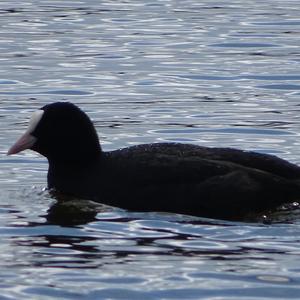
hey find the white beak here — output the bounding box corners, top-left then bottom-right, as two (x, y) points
(7, 133), (37, 155)
(7, 109), (44, 155)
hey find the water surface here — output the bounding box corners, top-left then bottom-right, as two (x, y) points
(1, 1), (300, 299)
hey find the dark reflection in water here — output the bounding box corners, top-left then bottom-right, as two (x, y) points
(1, 188), (300, 298)
(3, 193), (299, 300)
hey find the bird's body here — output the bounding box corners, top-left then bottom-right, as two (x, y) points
(8, 102), (300, 221)
(48, 142), (300, 220)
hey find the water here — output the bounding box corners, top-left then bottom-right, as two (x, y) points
(1, 0), (300, 299)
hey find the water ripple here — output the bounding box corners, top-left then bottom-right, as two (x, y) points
(1, 1), (300, 299)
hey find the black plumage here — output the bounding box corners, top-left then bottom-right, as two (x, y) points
(8, 102), (300, 220)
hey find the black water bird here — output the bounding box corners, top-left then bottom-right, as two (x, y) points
(8, 102), (300, 221)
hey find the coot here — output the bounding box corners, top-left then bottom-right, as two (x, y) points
(8, 102), (300, 220)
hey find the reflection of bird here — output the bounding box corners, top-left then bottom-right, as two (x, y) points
(8, 102), (300, 221)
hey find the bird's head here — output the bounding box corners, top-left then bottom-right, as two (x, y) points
(8, 102), (101, 163)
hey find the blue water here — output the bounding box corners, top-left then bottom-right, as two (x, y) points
(1, 1), (300, 299)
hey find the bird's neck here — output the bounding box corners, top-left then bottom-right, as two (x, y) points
(47, 154), (104, 196)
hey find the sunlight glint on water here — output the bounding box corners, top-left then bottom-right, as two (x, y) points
(0, 1), (300, 299)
